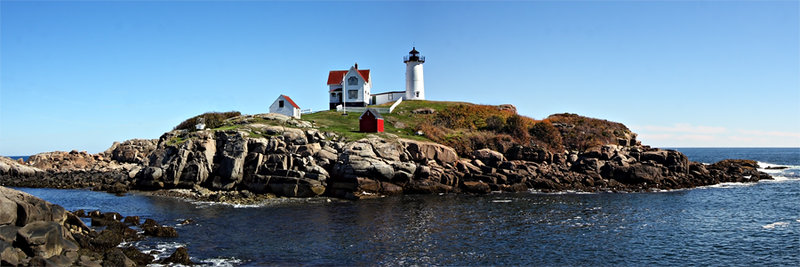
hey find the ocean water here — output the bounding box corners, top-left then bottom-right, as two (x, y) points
(6, 156), (29, 162)
(13, 148), (800, 266)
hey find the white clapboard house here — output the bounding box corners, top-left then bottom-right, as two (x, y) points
(269, 94), (301, 119)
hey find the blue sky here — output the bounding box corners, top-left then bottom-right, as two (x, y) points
(1, 1), (798, 155)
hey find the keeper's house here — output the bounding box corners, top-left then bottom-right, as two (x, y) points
(327, 64), (371, 110)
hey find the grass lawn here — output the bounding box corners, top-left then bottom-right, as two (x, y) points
(301, 100), (468, 141)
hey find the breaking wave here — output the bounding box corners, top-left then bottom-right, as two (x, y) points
(762, 221), (790, 229)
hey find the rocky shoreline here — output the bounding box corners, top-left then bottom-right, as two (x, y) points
(0, 113), (772, 203)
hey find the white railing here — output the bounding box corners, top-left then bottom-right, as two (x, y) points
(300, 108), (313, 114)
(337, 106), (389, 114)
(388, 97), (403, 113)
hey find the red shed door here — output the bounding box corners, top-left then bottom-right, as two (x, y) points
(360, 112), (377, 132)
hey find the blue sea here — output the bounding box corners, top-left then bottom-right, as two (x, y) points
(13, 148), (800, 266)
(7, 156), (29, 162)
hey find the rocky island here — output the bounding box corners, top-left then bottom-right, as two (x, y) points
(0, 100), (772, 202)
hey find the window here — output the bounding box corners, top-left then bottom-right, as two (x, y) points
(279, 100), (284, 108)
(415, 92), (420, 97)
(348, 90), (358, 99)
(348, 76), (358, 85)
(389, 94), (393, 100)
(331, 93), (336, 97)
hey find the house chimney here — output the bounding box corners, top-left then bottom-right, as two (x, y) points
(354, 63), (358, 69)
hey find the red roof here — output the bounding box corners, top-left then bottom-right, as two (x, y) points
(280, 95), (300, 109)
(327, 69), (370, 85)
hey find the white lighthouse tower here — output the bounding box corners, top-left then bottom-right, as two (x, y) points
(404, 47), (425, 100)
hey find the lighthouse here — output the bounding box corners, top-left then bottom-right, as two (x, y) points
(404, 47), (425, 100)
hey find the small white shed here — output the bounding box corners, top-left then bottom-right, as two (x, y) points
(269, 94), (301, 119)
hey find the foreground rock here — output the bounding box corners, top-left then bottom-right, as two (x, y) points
(0, 186), (187, 266)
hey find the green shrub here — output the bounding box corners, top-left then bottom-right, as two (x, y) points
(483, 115), (505, 132)
(174, 111), (241, 131)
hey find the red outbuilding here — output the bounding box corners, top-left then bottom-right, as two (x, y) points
(359, 108), (384, 133)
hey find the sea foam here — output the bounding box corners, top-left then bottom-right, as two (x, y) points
(757, 161), (800, 173)
(197, 257), (243, 267)
(762, 221), (790, 229)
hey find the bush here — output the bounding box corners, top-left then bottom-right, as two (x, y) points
(174, 111), (241, 131)
(415, 122), (447, 143)
(546, 113), (632, 152)
(529, 120), (564, 152)
(503, 114), (532, 143)
(484, 115), (505, 132)
(435, 104), (515, 130)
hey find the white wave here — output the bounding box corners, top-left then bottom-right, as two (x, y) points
(697, 182), (757, 189)
(761, 175), (792, 182)
(553, 190), (597, 195)
(762, 221), (790, 229)
(138, 241), (188, 260)
(757, 161), (800, 173)
(197, 257), (243, 267)
(491, 199), (512, 203)
(190, 197), (335, 209)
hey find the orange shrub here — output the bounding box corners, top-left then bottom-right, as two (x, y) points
(529, 120), (564, 152)
(546, 113), (631, 152)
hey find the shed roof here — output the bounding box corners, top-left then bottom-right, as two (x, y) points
(359, 108), (383, 120)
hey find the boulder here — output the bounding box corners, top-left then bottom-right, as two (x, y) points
(159, 247), (194, 265)
(411, 108), (435, 114)
(142, 225), (178, 238)
(122, 246), (153, 266)
(0, 187), (67, 226)
(0, 157), (42, 177)
(122, 216), (140, 226)
(505, 145), (552, 163)
(0, 197), (16, 225)
(140, 219), (178, 238)
(266, 177), (326, 197)
(214, 131), (248, 183)
(102, 248), (136, 267)
(472, 149), (506, 166)
(17, 221), (79, 258)
(90, 230), (123, 250)
(0, 226), (17, 243)
(282, 128), (308, 145)
(402, 139), (458, 165)
(641, 150), (669, 164)
(108, 139), (157, 164)
(1, 241), (19, 266)
(462, 181), (491, 194)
